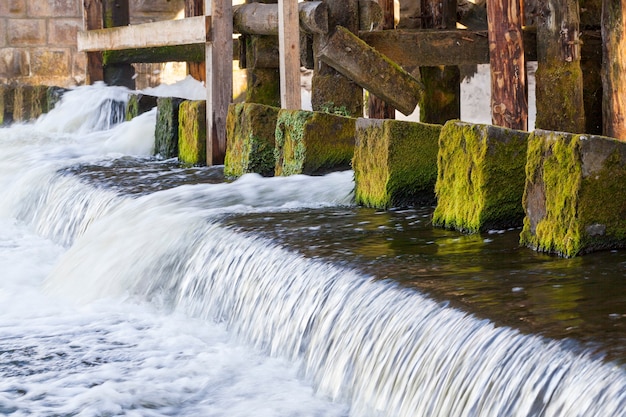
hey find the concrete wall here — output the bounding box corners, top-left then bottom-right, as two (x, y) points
(0, 0), (185, 88)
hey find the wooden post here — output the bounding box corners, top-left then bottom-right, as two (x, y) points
(205, 0), (233, 165)
(102, 0), (135, 89)
(487, 0), (527, 130)
(419, 0), (460, 125)
(601, 0), (626, 140)
(83, 0), (104, 84)
(367, 0), (396, 119)
(185, 0), (206, 83)
(535, 0), (585, 133)
(278, 0), (302, 109)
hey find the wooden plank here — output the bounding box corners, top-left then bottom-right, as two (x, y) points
(206, 0), (233, 165)
(102, 0), (134, 89)
(602, 0), (626, 139)
(487, 0), (527, 130)
(185, 0), (206, 83)
(83, 0), (103, 83)
(77, 16), (210, 52)
(319, 26), (422, 115)
(278, 0), (301, 109)
(367, 0), (395, 119)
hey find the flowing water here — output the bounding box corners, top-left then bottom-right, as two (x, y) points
(0, 81), (625, 417)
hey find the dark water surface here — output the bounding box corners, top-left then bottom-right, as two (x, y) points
(67, 158), (626, 365)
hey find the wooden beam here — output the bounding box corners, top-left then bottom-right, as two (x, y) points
(319, 26), (422, 115)
(487, 0), (527, 130)
(77, 16), (210, 52)
(83, 0), (103, 84)
(206, 0), (233, 165)
(233, 1), (328, 35)
(102, 0), (134, 89)
(367, 0), (396, 119)
(602, 0), (626, 139)
(278, 0), (301, 109)
(185, 0), (206, 83)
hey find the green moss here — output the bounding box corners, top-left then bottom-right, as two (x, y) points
(419, 66), (460, 125)
(103, 45), (205, 65)
(126, 94), (158, 121)
(311, 74), (363, 118)
(433, 121), (528, 233)
(155, 97), (183, 159)
(353, 118), (441, 209)
(275, 109), (356, 176)
(535, 62), (585, 133)
(521, 131), (626, 256)
(178, 100), (207, 166)
(224, 103), (280, 178)
(246, 68), (281, 108)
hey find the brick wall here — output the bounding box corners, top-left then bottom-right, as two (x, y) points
(0, 0), (185, 88)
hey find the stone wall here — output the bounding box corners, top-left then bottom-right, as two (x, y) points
(0, 0), (185, 88)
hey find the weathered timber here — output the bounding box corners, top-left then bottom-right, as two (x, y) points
(224, 103), (280, 177)
(580, 0), (602, 28)
(274, 109), (356, 176)
(178, 100), (207, 166)
(244, 35), (280, 69)
(353, 118), (441, 208)
(84, 0), (104, 84)
(359, 29), (539, 68)
(278, 0), (301, 109)
(433, 121), (529, 233)
(318, 26), (422, 116)
(535, 0), (585, 133)
(358, 0), (383, 31)
(102, 0), (135, 89)
(185, 0), (206, 82)
(102, 45), (206, 65)
(521, 130), (626, 256)
(233, 1), (328, 35)
(582, 31), (603, 134)
(155, 97), (184, 159)
(487, 0), (527, 130)
(204, 0), (233, 165)
(601, 0), (626, 140)
(458, 0), (488, 30)
(367, 0), (395, 119)
(419, 0), (460, 125)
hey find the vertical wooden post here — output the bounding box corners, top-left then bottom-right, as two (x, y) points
(368, 0), (396, 119)
(487, 0), (528, 130)
(278, 0), (302, 109)
(83, 0), (104, 84)
(419, 0), (460, 125)
(102, 0), (135, 89)
(205, 0), (233, 165)
(535, 0), (585, 133)
(601, 0), (626, 140)
(185, 0), (206, 83)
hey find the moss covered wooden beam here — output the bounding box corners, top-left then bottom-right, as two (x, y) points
(178, 100), (207, 166)
(103, 45), (205, 65)
(318, 26), (422, 116)
(433, 120), (529, 233)
(274, 109), (356, 176)
(353, 118), (441, 209)
(155, 97), (184, 159)
(521, 130), (626, 257)
(224, 103), (280, 178)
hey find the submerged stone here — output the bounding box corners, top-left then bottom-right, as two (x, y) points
(274, 109), (356, 176)
(155, 97), (184, 159)
(224, 102), (280, 178)
(520, 130), (626, 257)
(352, 118), (441, 208)
(125, 94), (158, 121)
(178, 100), (206, 166)
(433, 120), (529, 233)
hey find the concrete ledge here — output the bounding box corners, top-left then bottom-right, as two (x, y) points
(521, 130), (626, 257)
(433, 120), (529, 233)
(224, 102), (280, 178)
(274, 109), (356, 176)
(353, 118), (441, 208)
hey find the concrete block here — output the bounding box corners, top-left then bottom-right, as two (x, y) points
(7, 19), (46, 46)
(155, 97), (184, 159)
(433, 120), (529, 233)
(178, 100), (206, 166)
(521, 130), (626, 257)
(27, 0), (80, 18)
(353, 118), (441, 209)
(48, 19), (82, 46)
(125, 94), (158, 121)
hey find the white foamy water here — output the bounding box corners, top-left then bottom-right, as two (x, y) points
(1, 81), (625, 417)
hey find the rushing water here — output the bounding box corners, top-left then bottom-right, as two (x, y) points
(1, 82), (625, 417)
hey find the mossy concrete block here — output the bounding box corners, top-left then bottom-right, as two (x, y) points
(125, 93), (158, 121)
(155, 97), (184, 159)
(274, 109), (356, 176)
(12, 84), (48, 122)
(433, 120), (529, 233)
(521, 130), (626, 257)
(224, 102), (280, 178)
(352, 118), (441, 208)
(178, 100), (207, 166)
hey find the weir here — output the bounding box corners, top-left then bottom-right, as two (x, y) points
(1, 74), (626, 416)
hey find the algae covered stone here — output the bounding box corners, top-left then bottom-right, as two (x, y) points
(433, 120), (529, 233)
(178, 100), (206, 166)
(224, 103), (280, 178)
(125, 94), (158, 121)
(352, 118), (441, 209)
(155, 97), (184, 159)
(274, 109), (356, 176)
(520, 130), (626, 257)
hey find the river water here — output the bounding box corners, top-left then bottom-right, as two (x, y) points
(0, 80), (625, 416)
